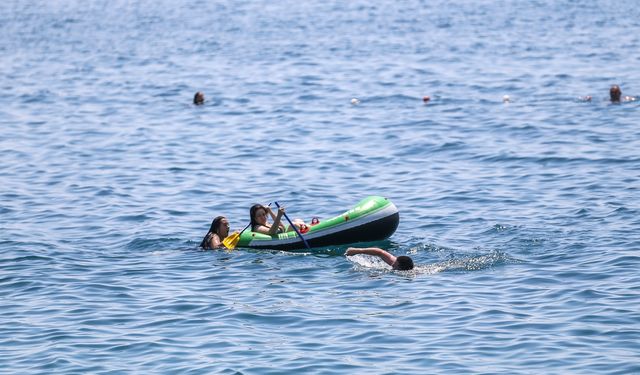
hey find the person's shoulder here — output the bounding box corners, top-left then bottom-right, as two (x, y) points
(201, 232), (213, 249)
(209, 233), (223, 248)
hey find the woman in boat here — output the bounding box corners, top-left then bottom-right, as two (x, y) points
(250, 204), (286, 235)
(250, 204), (310, 235)
(200, 216), (230, 249)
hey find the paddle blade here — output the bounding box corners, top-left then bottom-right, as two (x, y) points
(222, 232), (240, 250)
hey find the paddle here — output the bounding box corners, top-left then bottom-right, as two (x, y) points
(275, 201), (311, 250)
(222, 222), (251, 250)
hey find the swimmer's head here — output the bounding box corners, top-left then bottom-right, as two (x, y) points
(392, 255), (414, 270)
(194, 91), (205, 105)
(610, 85), (621, 102)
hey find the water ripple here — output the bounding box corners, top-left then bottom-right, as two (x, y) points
(2, 0), (640, 373)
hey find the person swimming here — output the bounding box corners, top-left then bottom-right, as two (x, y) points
(193, 91), (205, 105)
(346, 247), (414, 270)
(200, 216), (229, 249)
(610, 85), (622, 102)
(610, 84), (636, 103)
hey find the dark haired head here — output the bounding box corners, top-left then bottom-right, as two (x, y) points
(610, 85), (621, 102)
(249, 204), (267, 231)
(193, 91), (205, 105)
(393, 255), (414, 270)
(200, 216), (225, 249)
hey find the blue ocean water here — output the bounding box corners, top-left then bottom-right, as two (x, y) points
(1, 0), (639, 373)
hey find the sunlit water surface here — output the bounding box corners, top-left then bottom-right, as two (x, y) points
(1, 1), (639, 373)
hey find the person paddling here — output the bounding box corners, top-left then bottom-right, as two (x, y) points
(250, 204), (286, 235)
(250, 204), (309, 235)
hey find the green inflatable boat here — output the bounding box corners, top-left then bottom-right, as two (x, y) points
(236, 196), (399, 251)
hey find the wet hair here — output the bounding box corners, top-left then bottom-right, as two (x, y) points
(249, 204), (267, 231)
(200, 216), (225, 249)
(394, 256), (414, 270)
(610, 85), (621, 102)
(193, 91), (205, 105)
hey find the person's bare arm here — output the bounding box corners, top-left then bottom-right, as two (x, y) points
(268, 208), (285, 235)
(253, 225), (271, 235)
(345, 247), (396, 266)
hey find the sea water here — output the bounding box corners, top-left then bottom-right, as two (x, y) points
(1, 1), (639, 373)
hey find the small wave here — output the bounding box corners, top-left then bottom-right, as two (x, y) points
(298, 94), (322, 101)
(114, 214), (151, 223)
(125, 237), (184, 251)
(0, 255), (53, 265)
(429, 250), (517, 273)
(480, 153), (640, 165)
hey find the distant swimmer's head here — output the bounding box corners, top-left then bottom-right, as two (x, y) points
(610, 85), (621, 102)
(193, 91), (205, 105)
(392, 255), (414, 270)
